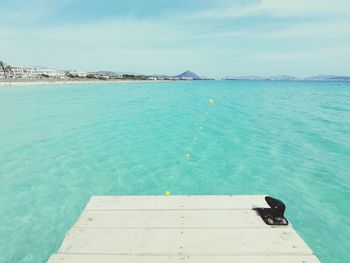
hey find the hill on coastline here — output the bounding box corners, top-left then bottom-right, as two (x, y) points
(175, 70), (201, 80)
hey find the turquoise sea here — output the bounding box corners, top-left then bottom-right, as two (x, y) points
(0, 80), (349, 263)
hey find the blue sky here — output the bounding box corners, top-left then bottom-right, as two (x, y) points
(0, 0), (349, 77)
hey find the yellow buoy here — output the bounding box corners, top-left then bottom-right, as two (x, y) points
(185, 153), (190, 160)
(208, 98), (215, 105)
(165, 191), (171, 196)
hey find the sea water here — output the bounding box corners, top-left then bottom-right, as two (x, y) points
(0, 80), (349, 263)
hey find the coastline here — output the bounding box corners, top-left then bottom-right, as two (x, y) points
(0, 79), (169, 87)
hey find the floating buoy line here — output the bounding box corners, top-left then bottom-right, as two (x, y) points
(165, 98), (215, 196)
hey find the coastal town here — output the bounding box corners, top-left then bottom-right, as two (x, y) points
(2, 60), (348, 83)
(0, 61), (201, 82)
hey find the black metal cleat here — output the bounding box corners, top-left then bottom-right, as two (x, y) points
(254, 196), (289, 226)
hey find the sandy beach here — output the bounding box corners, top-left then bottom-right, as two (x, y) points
(0, 79), (167, 87)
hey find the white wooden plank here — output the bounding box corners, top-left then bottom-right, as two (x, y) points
(85, 195), (269, 210)
(48, 196), (320, 263)
(75, 209), (278, 228)
(48, 254), (321, 263)
(58, 227), (312, 255)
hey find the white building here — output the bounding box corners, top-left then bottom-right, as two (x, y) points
(68, 71), (88, 78)
(35, 68), (66, 78)
(9, 66), (25, 78)
(5, 66), (66, 79)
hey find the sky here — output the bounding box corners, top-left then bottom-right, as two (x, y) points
(0, 0), (349, 77)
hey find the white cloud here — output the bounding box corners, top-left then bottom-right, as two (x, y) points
(260, 0), (350, 17)
(0, 0), (65, 23)
(0, 18), (204, 72)
(192, 19), (350, 40)
(179, 0), (350, 20)
(0, 0), (349, 77)
(251, 46), (350, 61)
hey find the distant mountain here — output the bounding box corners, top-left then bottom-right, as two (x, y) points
(269, 75), (299, 81)
(96, 71), (121, 77)
(225, 75), (266, 80)
(328, 76), (350, 81)
(224, 74), (350, 81)
(225, 75), (299, 81)
(175, 70), (201, 80)
(305, 75), (350, 81)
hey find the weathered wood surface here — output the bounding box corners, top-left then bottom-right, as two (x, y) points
(49, 254), (320, 263)
(75, 210), (270, 228)
(47, 195), (320, 263)
(85, 195), (269, 210)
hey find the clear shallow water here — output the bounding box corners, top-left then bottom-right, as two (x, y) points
(0, 80), (349, 263)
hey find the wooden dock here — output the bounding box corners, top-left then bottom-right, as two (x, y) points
(47, 195), (320, 263)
